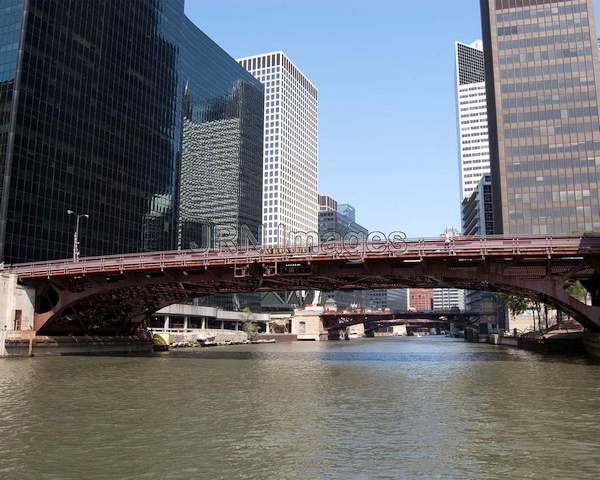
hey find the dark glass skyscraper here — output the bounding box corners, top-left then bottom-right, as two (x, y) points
(481, 0), (600, 234)
(0, 0), (263, 264)
(0, 0), (26, 261)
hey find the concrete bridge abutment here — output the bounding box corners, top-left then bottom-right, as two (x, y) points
(1, 274), (35, 332)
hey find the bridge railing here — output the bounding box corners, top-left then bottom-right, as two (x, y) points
(7, 234), (599, 279)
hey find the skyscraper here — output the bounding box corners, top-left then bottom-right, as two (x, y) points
(0, 0), (264, 264)
(433, 288), (466, 311)
(481, 0), (600, 234)
(238, 52), (319, 246)
(0, 0), (264, 263)
(455, 40), (491, 201)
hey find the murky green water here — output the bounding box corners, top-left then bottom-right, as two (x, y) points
(1, 337), (600, 480)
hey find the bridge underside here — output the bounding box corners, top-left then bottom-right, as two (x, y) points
(25, 254), (600, 335)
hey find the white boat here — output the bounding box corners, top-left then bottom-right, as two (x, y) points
(347, 330), (361, 340)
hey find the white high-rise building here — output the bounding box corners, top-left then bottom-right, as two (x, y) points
(237, 52), (318, 246)
(455, 40), (490, 202)
(433, 288), (465, 312)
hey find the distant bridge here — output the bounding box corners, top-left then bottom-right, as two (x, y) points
(362, 319), (451, 335)
(320, 310), (482, 331)
(6, 234), (600, 335)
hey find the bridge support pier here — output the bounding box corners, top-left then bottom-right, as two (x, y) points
(0, 274), (34, 332)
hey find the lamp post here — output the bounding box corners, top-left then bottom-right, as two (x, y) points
(67, 210), (89, 262)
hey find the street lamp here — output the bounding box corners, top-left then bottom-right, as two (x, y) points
(67, 210), (89, 262)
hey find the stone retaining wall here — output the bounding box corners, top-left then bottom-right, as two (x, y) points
(168, 330), (247, 345)
(4, 336), (154, 357)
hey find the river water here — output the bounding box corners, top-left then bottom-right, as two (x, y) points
(1, 337), (600, 480)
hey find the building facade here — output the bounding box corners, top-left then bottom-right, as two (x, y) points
(318, 204), (369, 243)
(319, 199), (370, 309)
(367, 289), (409, 312)
(178, 31), (264, 250)
(462, 175), (496, 314)
(238, 52), (319, 246)
(481, 0), (600, 234)
(433, 288), (466, 311)
(455, 40), (491, 201)
(0, 0), (264, 264)
(408, 289), (433, 311)
(318, 194), (338, 213)
(338, 204), (356, 222)
(462, 175), (495, 236)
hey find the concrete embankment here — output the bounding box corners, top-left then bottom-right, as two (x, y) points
(517, 332), (585, 356)
(478, 330), (600, 360)
(3, 335), (153, 357)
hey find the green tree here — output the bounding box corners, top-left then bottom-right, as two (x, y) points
(494, 293), (530, 316)
(566, 281), (588, 304)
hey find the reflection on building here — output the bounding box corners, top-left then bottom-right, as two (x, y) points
(143, 194), (174, 253)
(0, 0), (264, 265)
(179, 78), (264, 250)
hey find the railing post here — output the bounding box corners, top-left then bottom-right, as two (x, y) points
(546, 236), (553, 258)
(512, 237), (520, 255)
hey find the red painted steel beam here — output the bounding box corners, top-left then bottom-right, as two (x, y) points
(8, 234), (600, 280)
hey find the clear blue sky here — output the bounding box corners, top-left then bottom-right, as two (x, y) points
(185, 0), (599, 238)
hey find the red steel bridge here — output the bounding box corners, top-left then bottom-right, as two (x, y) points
(6, 234), (600, 336)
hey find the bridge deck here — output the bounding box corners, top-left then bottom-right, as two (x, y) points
(7, 235), (600, 280)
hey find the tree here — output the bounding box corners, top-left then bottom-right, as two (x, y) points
(240, 307), (258, 341)
(566, 281), (588, 304)
(494, 293), (529, 317)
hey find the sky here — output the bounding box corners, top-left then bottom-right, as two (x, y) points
(185, 0), (598, 238)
